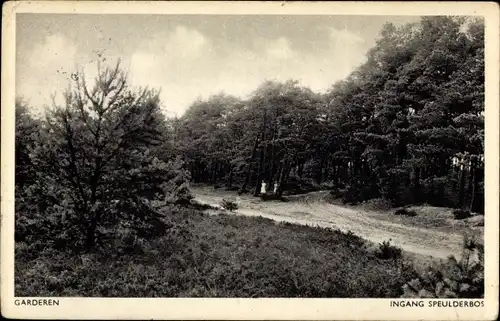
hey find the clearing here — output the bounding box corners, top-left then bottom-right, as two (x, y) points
(191, 186), (484, 261)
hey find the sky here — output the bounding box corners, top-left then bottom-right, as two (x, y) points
(16, 14), (420, 117)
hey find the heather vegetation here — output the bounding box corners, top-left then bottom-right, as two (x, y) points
(16, 209), (419, 297)
(15, 16), (484, 298)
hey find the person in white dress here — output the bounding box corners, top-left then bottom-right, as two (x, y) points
(260, 181), (267, 194)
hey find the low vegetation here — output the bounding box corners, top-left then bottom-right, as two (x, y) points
(16, 201), (483, 298)
(220, 199), (238, 211)
(16, 204), (418, 297)
(394, 208), (418, 217)
(402, 236), (484, 298)
(376, 240), (403, 260)
(453, 209), (473, 220)
(360, 198), (394, 211)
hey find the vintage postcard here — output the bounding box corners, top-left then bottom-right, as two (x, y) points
(1, 1), (499, 320)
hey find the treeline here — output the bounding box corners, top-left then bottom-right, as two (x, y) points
(170, 16), (484, 213)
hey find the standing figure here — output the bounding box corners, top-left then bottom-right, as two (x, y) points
(260, 181), (267, 194)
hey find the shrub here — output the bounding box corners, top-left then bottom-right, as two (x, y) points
(376, 240), (403, 260)
(330, 188), (344, 199)
(421, 176), (460, 209)
(453, 209), (472, 220)
(342, 182), (364, 205)
(342, 176), (380, 205)
(190, 201), (217, 211)
(260, 193), (283, 201)
(282, 176), (320, 195)
(394, 208), (417, 217)
(380, 168), (414, 207)
(362, 198), (393, 211)
(221, 199), (238, 211)
(402, 235), (484, 298)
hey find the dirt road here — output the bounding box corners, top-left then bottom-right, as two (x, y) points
(192, 187), (470, 260)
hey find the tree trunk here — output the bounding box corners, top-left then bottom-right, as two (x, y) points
(189, 162), (195, 182)
(472, 163), (484, 213)
(275, 163), (286, 197)
(316, 155), (325, 184)
(85, 227), (95, 251)
(298, 161), (304, 180)
(469, 158), (482, 212)
(239, 137), (259, 195)
(85, 214), (98, 251)
(254, 145), (265, 196)
(267, 108), (278, 188)
(227, 165), (233, 190)
(466, 157), (475, 207)
(468, 169), (476, 212)
(413, 166), (421, 204)
(268, 152), (275, 188)
(253, 110), (267, 196)
(276, 160), (292, 198)
(211, 160), (217, 184)
(332, 161), (339, 187)
(459, 164), (466, 208)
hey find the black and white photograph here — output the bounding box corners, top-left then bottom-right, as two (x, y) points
(1, 1), (499, 320)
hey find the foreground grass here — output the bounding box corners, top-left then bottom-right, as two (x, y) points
(16, 206), (417, 297)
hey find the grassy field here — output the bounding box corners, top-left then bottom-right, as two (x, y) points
(15, 204), (417, 298)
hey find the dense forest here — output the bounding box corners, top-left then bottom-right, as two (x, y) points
(14, 16), (485, 298)
(170, 16), (485, 212)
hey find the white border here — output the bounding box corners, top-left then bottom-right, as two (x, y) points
(1, 1), (499, 320)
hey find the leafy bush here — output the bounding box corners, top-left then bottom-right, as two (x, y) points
(342, 179), (374, 205)
(362, 198), (393, 211)
(394, 208), (417, 217)
(330, 188), (344, 199)
(282, 176), (320, 195)
(421, 177), (460, 209)
(220, 199), (238, 211)
(376, 240), (403, 260)
(402, 235), (483, 298)
(380, 168), (415, 207)
(260, 193), (283, 201)
(190, 201), (217, 211)
(453, 209), (472, 220)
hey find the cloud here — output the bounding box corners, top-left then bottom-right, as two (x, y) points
(213, 28), (369, 96)
(133, 25), (211, 66)
(130, 26), (211, 74)
(17, 33), (128, 116)
(17, 25), (373, 118)
(126, 26), (372, 116)
(127, 25), (217, 115)
(321, 27), (368, 81)
(329, 27), (365, 48)
(17, 34), (79, 115)
(165, 26), (210, 59)
(27, 33), (78, 71)
(265, 37), (294, 60)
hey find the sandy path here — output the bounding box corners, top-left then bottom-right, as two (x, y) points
(192, 188), (465, 260)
